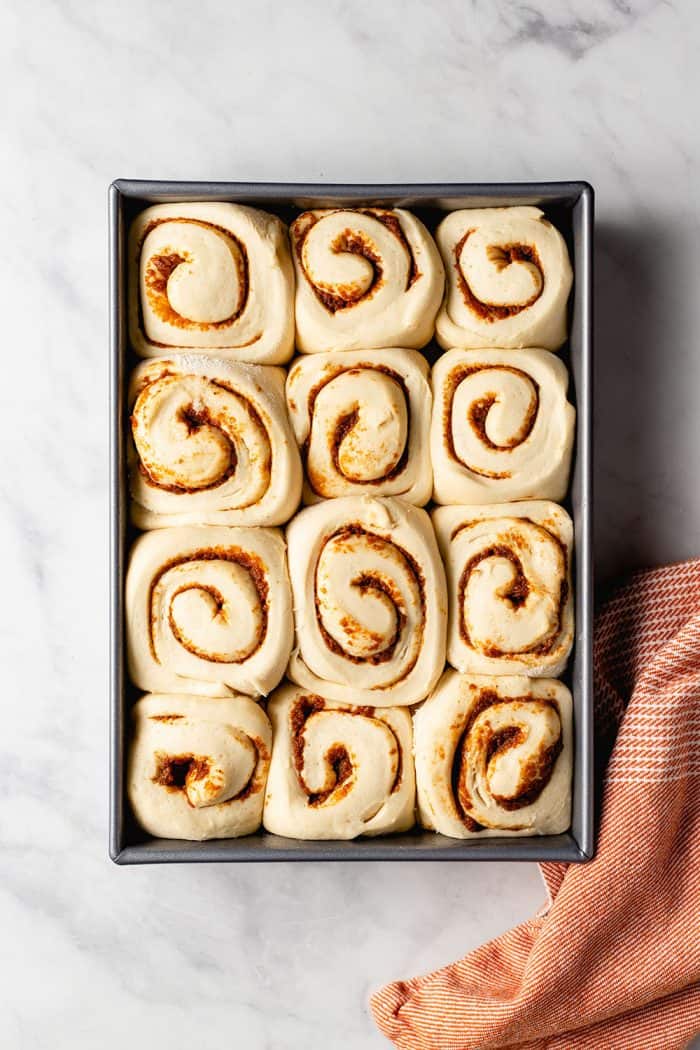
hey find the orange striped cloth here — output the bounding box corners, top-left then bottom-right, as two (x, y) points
(371, 559), (700, 1049)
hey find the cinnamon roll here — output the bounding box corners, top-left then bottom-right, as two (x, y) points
(435, 207), (573, 351)
(128, 693), (271, 840)
(129, 202), (294, 363)
(128, 355), (302, 528)
(433, 501), (574, 676)
(126, 525), (293, 697)
(431, 348), (575, 504)
(287, 496), (447, 706)
(414, 670), (572, 838)
(263, 683), (415, 839)
(290, 207), (444, 353)
(286, 348), (432, 505)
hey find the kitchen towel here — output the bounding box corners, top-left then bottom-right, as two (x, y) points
(371, 559), (700, 1049)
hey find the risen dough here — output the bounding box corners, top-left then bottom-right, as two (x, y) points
(128, 693), (271, 840)
(128, 354), (301, 527)
(436, 207), (572, 351)
(432, 501), (574, 677)
(287, 496), (447, 706)
(291, 207), (444, 352)
(414, 670), (572, 838)
(431, 347), (575, 504)
(286, 348), (432, 505)
(126, 525), (293, 697)
(129, 202), (294, 363)
(263, 682), (415, 839)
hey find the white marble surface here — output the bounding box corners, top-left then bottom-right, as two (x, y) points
(2, 1), (699, 1046)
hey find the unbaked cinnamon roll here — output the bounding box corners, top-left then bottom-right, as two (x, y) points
(126, 525), (293, 697)
(129, 203), (294, 363)
(286, 348), (432, 505)
(433, 501), (574, 677)
(263, 683), (415, 839)
(287, 496), (447, 706)
(431, 347), (575, 504)
(128, 693), (271, 840)
(414, 670), (572, 838)
(435, 207), (573, 350)
(128, 355), (302, 528)
(290, 207), (444, 352)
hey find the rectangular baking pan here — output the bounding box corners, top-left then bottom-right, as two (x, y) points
(110, 180), (594, 864)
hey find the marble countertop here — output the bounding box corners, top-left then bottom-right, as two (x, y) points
(2, 0), (699, 1046)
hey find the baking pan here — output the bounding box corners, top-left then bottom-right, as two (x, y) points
(109, 180), (594, 864)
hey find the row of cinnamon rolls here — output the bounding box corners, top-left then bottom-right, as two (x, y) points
(130, 673), (572, 842)
(128, 348), (575, 524)
(130, 201), (572, 362)
(127, 497), (574, 703)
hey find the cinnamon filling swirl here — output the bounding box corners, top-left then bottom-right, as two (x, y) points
(296, 209), (420, 313)
(454, 232), (544, 322)
(289, 694), (402, 807)
(456, 523), (568, 658)
(452, 691), (563, 830)
(303, 364), (411, 488)
(132, 373), (270, 496)
(141, 217), (249, 330)
(151, 736), (269, 808)
(152, 752), (212, 792)
(148, 546), (270, 664)
(443, 364), (540, 479)
(314, 525), (426, 675)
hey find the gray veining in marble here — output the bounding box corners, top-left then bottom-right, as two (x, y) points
(1, 0), (699, 1046)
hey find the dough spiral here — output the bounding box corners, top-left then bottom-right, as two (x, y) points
(287, 496), (447, 706)
(414, 670), (572, 838)
(286, 348), (432, 505)
(431, 347), (575, 504)
(126, 525), (293, 697)
(263, 683), (415, 839)
(435, 207), (572, 350)
(433, 501), (574, 677)
(128, 355), (302, 527)
(128, 693), (271, 840)
(129, 202), (294, 363)
(290, 207), (444, 352)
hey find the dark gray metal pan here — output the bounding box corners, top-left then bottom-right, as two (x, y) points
(109, 181), (593, 864)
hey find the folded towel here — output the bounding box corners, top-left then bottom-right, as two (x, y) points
(371, 560), (700, 1049)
